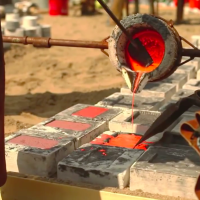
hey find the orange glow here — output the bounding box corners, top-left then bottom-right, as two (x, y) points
(125, 29), (165, 72)
(91, 134), (153, 150)
(104, 134), (152, 150)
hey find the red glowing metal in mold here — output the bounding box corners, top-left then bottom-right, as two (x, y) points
(46, 120), (91, 131)
(8, 135), (59, 149)
(72, 106), (109, 118)
(91, 133), (152, 150)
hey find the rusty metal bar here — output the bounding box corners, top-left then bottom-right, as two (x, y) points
(182, 48), (200, 57)
(176, 0), (184, 24)
(126, 0), (129, 16)
(0, 19), (7, 187)
(2, 36), (109, 49)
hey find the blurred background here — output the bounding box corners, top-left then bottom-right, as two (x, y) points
(1, 0), (200, 137)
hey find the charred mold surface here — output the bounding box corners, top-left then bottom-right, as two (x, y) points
(183, 79), (200, 90)
(109, 110), (163, 142)
(140, 82), (176, 101)
(5, 133), (74, 177)
(160, 72), (187, 91)
(90, 131), (156, 150)
(130, 146), (200, 199)
(31, 116), (107, 148)
(164, 115), (195, 136)
(57, 144), (144, 189)
(171, 89), (194, 101)
(159, 100), (199, 116)
(55, 103), (122, 124)
(157, 133), (190, 147)
(96, 92), (164, 111)
(129, 110), (161, 124)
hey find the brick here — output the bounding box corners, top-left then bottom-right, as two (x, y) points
(160, 72), (187, 91)
(96, 92), (164, 111)
(157, 134), (190, 147)
(5, 13), (20, 21)
(183, 79), (200, 90)
(4, 28), (24, 37)
(33, 115), (107, 148)
(191, 35), (200, 48)
(41, 25), (51, 37)
(159, 100), (199, 117)
(109, 110), (163, 139)
(91, 131), (160, 148)
(35, 26), (42, 37)
(24, 27), (37, 37)
(5, 20), (20, 31)
(176, 64), (196, 80)
(171, 89), (194, 101)
(22, 16), (38, 27)
(120, 85), (132, 94)
(57, 143), (144, 189)
(170, 89), (200, 116)
(5, 129), (74, 177)
(56, 104), (122, 127)
(139, 82), (176, 102)
(184, 59), (200, 71)
(121, 82), (176, 101)
(130, 146), (200, 199)
(165, 115), (195, 136)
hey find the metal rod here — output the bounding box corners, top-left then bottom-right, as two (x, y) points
(2, 36), (108, 49)
(96, 0), (153, 67)
(126, 0), (129, 16)
(176, 0), (184, 24)
(0, 20), (7, 187)
(96, 0), (139, 49)
(182, 48), (200, 57)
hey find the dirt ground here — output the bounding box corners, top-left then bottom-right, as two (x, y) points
(4, 4), (200, 136)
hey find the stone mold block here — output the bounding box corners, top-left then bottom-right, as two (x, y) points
(130, 146), (200, 199)
(160, 72), (187, 91)
(32, 115), (107, 148)
(96, 92), (164, 111)
(109, 109), (163, 141)
(159, 100), (199, 117)
(183, 79), (200, 91)
(56, 104), (122, 127)
(171, 89), (195, 101)
(140, 82), (176, 101)
(5, 129), (74, 177)
(176, 64), (196, 80)
(57, 143), (144, 189)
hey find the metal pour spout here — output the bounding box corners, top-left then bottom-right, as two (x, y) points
(121, 67), (149, 93)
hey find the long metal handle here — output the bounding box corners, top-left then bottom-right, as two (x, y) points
(97, 0), (138, 48)
(3, 36), (108, 49)
(182, 48), (200, 57)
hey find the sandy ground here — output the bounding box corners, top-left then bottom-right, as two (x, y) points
(4, 5), (200, 136)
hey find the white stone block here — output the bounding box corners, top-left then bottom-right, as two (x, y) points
(130, 146), (200, 200)
(57, 143), (144, 189)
